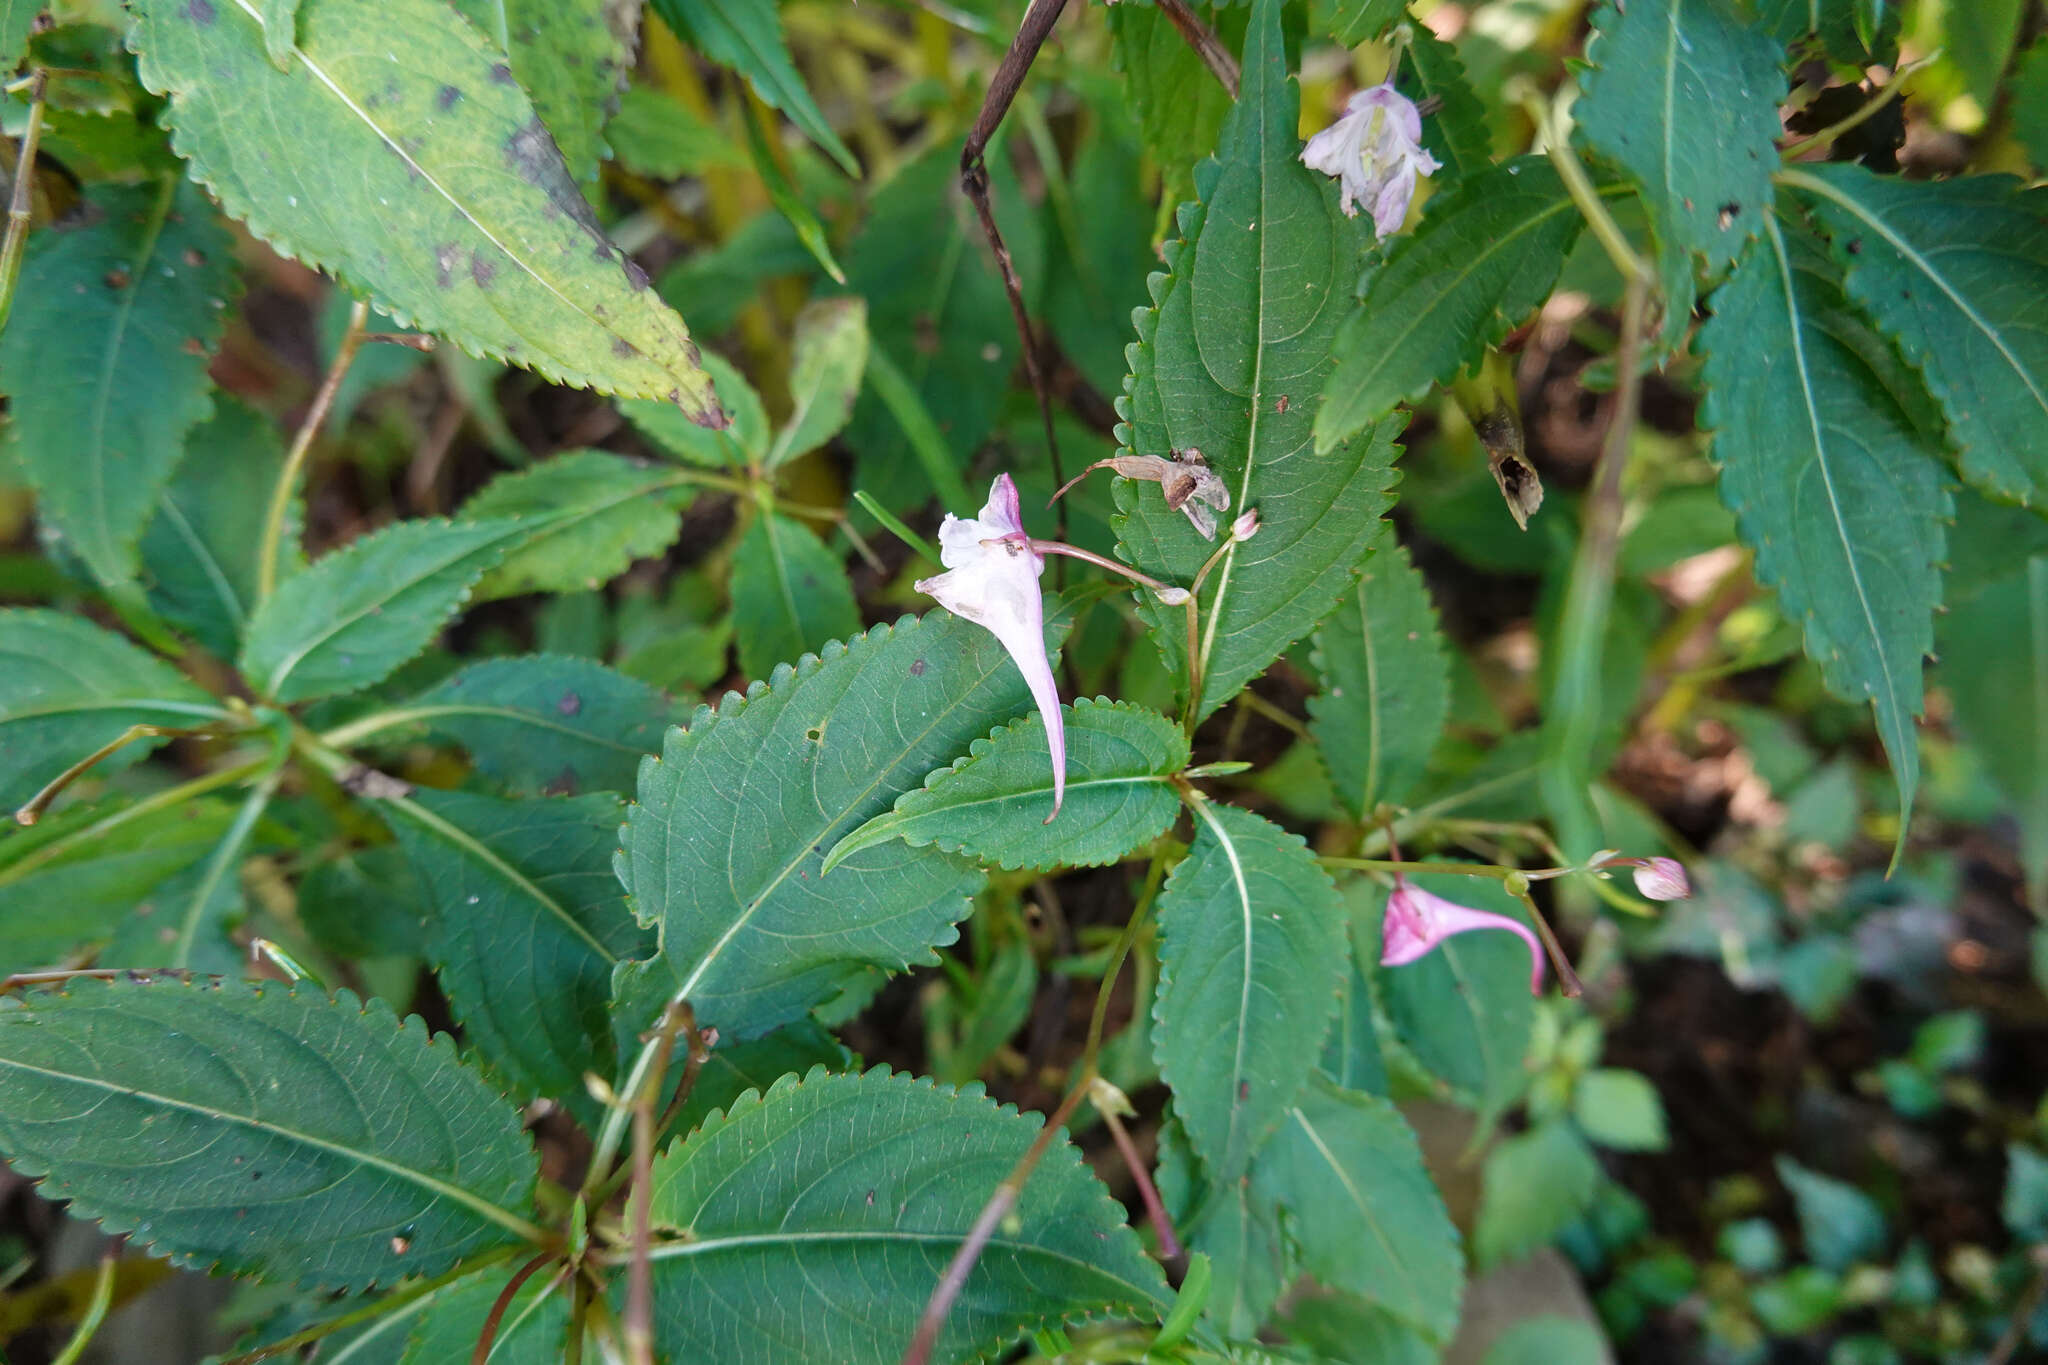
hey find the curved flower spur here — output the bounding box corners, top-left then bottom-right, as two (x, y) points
(917, 474), (1196, 821)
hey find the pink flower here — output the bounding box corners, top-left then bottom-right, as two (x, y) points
(1381, 877), (1545, 994)
(915, 474), (1066, 819)
(1300, 83), (1442, 237)
(1630, 857), (1691, 901)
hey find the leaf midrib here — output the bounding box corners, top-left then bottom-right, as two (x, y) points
(1286, 1104), (1428, 1324)
(0, 1052), (543, 1241)
(1190, 800), (1257, 1170)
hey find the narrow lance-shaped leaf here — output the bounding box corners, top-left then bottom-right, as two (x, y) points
(130, 0), (721, 416)
(1116, 0), (1398, 721)
(380, 789), (651, 1118)
(1576, 0), (1786, 328)
(0, 610), (229, 811)
(380, 655), (677, 797)
(0, 977), (540, 1291)
(459, 451), (694, 600)
(1789, 166), (2048, 507)
(728, 512), (860, 682)
(1699, 217), (1948, 849)
(825, 698), (1188, 874)
(0, 796), (237, 969)
(616, 610), (1066, 1041)
(1403, 26), (1491, 182)
(1310, 541), (1451, 816)
(0, 180), (239, 590)
(238, 517), (533, 704)
(451, 0), (634, 187)
(1155, 1118), (1291, 1339)
(649, 0), (859, 176)
(643, 1069), (1170, 1363)
(1153, 800), (1348, 1179)
(140, 396), (302, 659)
(1314, 158), (1580, 452)
(1252, 1079), (1464, 1343)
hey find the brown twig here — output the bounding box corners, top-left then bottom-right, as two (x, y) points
(960, 0), (1069, 542)
(258, 298), (370, 601)
(471, 1253), (557, 1365)
(0, 68), (48, 335)
(1156, 0), (1239, 97)
(625, 1001), (698, 1365)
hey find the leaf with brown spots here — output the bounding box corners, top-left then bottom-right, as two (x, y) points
(452, 0), (635, 186)
(130, 0), (719, 418)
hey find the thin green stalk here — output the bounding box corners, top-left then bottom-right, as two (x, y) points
(0, 68), (48, 334)
(170, 763), (285, 968)
(257, 299), (369, 603)
(852, 490), (941, 566)
(0, 754), (271, 885)
(49, 1252), (116, 1365)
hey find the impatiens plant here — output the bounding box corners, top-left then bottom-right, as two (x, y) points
(0, 0), (2043, 1361)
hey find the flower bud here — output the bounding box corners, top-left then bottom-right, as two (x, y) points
(1155, 586), (1191, 605)
(1231, 508), (1261, 542)
(1631, 857), (1691, 901)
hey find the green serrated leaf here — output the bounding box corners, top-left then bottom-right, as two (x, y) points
(842, 136), (1039, 511)
(665, 1019), (852, 1139)
(1700, 217), (1947, 853)
(0, 977), (540, 1290)
(824, 698), (1187, 874)
(616, 610), (1064, 1040)
(1788, 167), (2048, 507)
(767, 296), (866, 467)
(1404, 26), (1492, 181)
(297, 843), (427, 960)
(1577, 0), (1785, 306)
(0, 795), (237, 968)
(1368, 875), (1536, 1118)
(643, 1068), (1169, 1362)
(1330, 0), (1407, 46)
(1315, 158), (1579, 450)
(622, 349), (768, 469)
(460, 451), (694, 600)
(239, 517), (530, 703)
(1754, 0), (1900, 64)
(387, 654), (676, 796)
(1309, 541), (1451, 816)
(130, 0), (719, 415)
(1155, 800), (1348, 1179)
(1157, 1118), (1290, 1339)
(1253, 1080), (1464, 1343)
(0, 609), (228, 811)
(0, 179), (238, 590)
(1116, 0), (1398, 721)
(1941, 556), (2048, 898)
(650, 0), (857, 177)
(139, 396), (301, 659)
(380, 788), (650, 1115)
(398, 1258), (570, 1364)
(452, 0), (633, 186)
(1474, 1118), (1600, 1269)
(729, 511), (860, 681)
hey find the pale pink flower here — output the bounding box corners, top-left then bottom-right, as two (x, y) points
(1381, 876), (1545, 994)
(915, 474), (1066, 819)
(1300, 83), (1442, 237)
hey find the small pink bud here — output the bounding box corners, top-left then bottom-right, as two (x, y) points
(1631, 857), (1691, 901)
(1231, 509), (1260, 542)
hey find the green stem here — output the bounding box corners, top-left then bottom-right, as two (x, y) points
(257, 299), (369, 603)
(49, 1252), (116, 1365)
(0, 67), (48, 334)
(852, 490), (941, 567)
(1522, 86), (1652, 287)
(170, 763), (285, 968)
(219, 1247), (524, 1364)
(0, 754), (272, 886)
